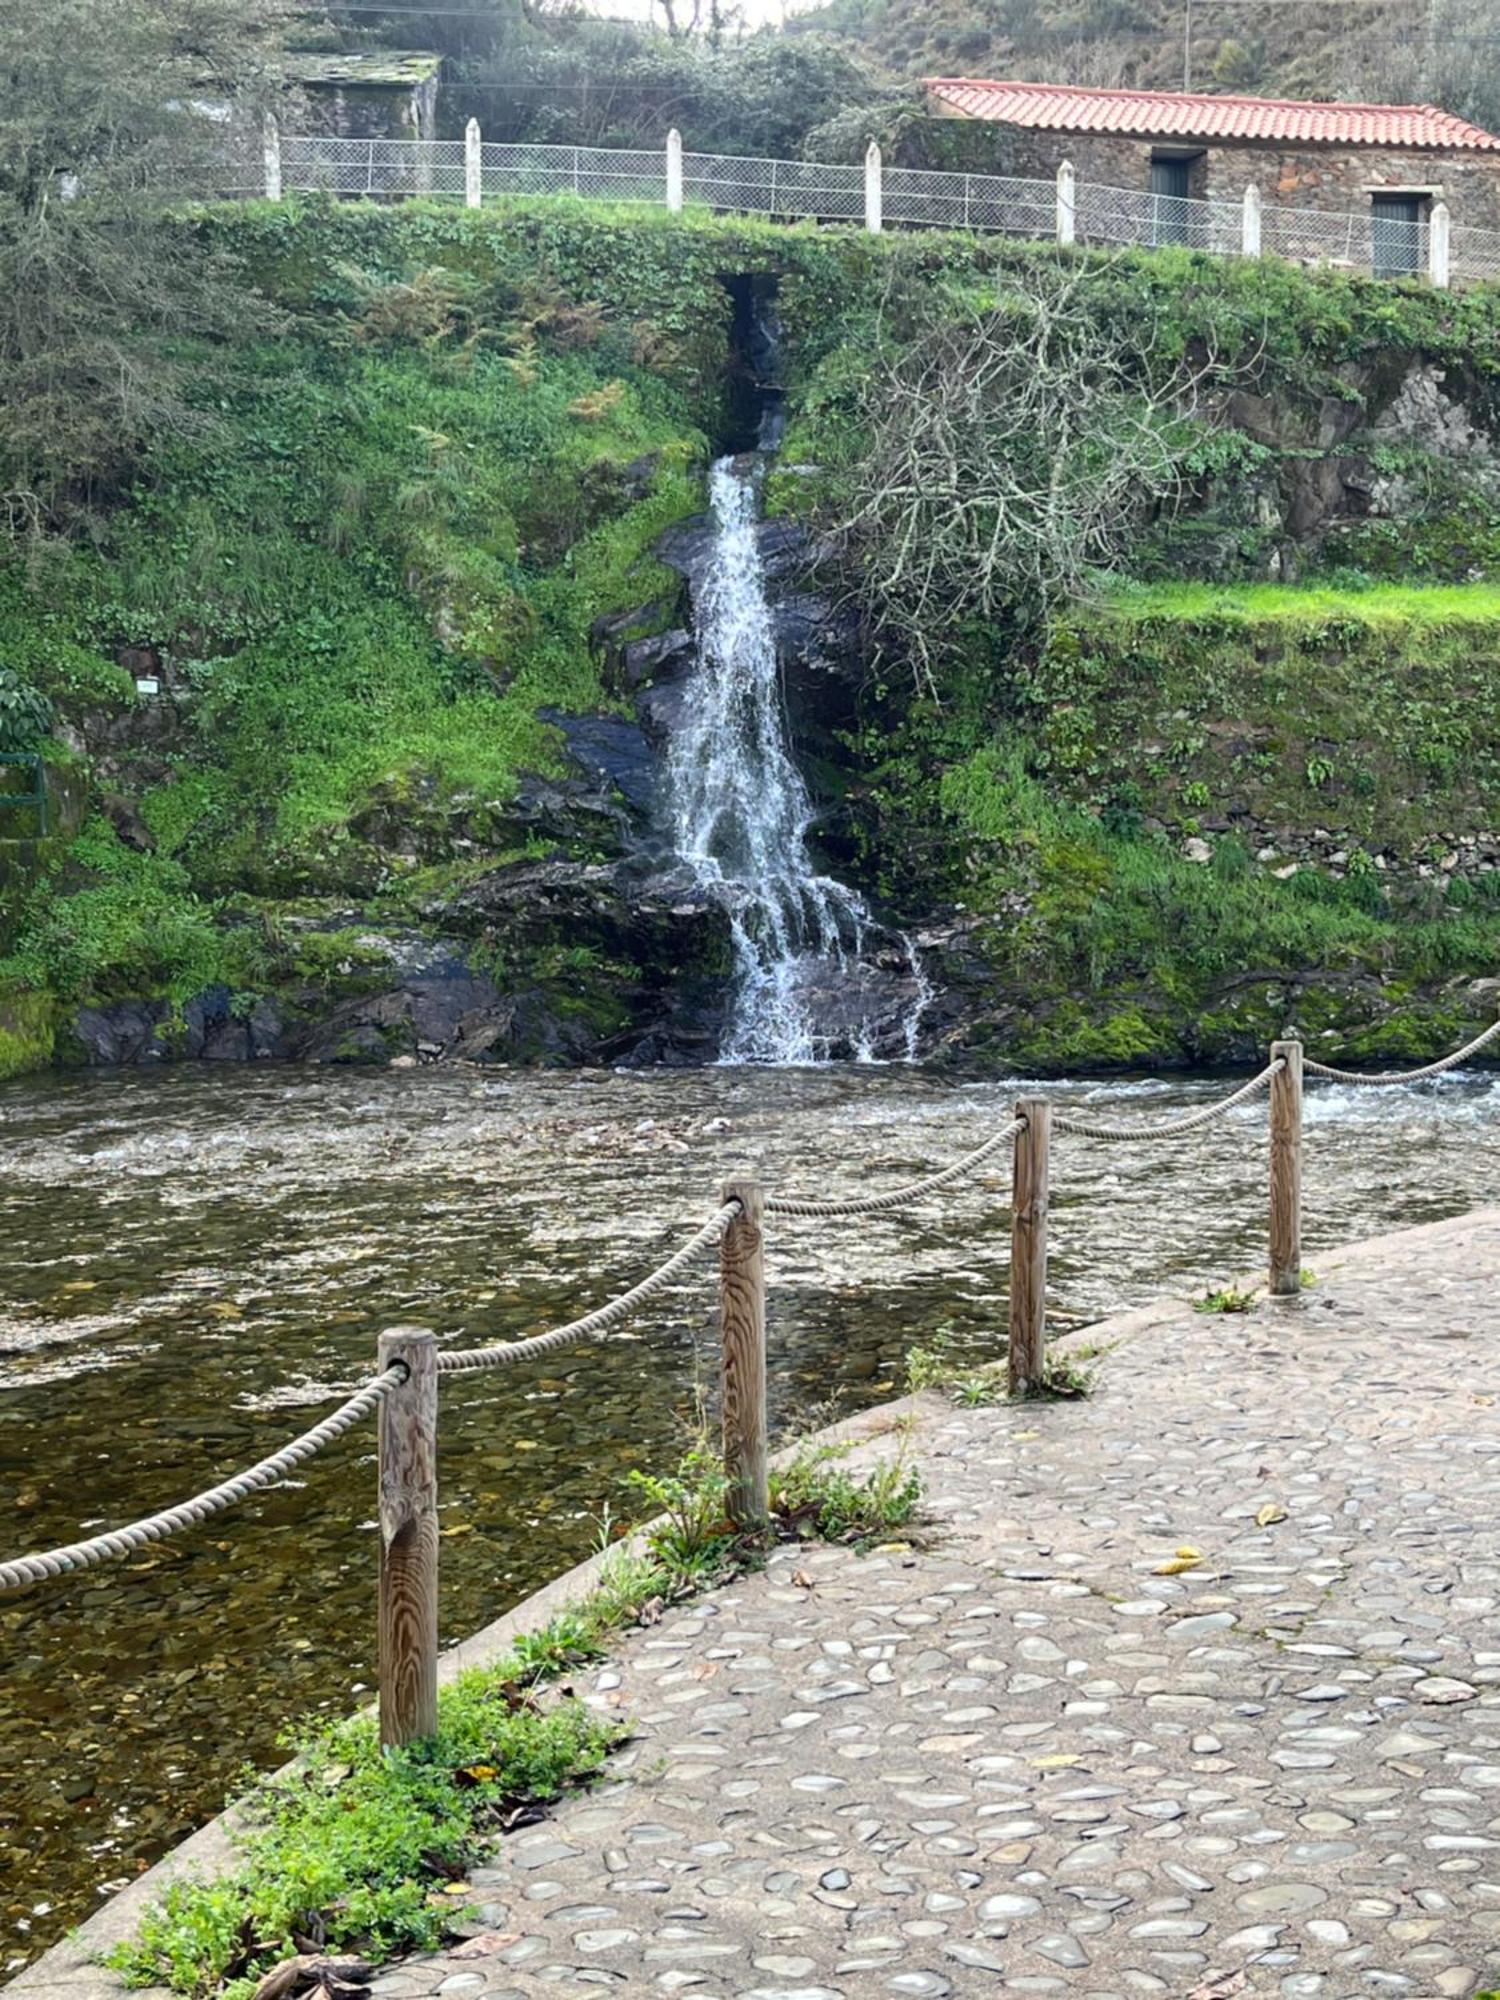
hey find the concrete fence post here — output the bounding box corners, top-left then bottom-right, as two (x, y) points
(465, 118), (482, 208)
(719, 1178), (768, 1529)
(1056, 160), (1076, 245)
(263, 114), (282, 201)
(1242, 182), (1262, 258)
(1430, 199), (1451, 288)
(666, 128), (684, 214)
(1268, 1040), (1304, 1298)
(865, 140), (883, 234)
(377, 1327), (439, 1748)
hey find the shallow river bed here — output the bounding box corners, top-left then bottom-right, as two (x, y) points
(2, 1058), (1497, 1970)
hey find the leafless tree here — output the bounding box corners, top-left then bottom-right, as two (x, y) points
(838, 257), (1220, 694)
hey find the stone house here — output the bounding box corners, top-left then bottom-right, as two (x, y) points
(918, 81), (1500, 273)
(285, 51), (444, 140)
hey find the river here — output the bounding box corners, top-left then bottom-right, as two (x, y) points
(2, 1058), (1497, 1971)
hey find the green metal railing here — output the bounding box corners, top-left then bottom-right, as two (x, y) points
(0, 753), (48, 834)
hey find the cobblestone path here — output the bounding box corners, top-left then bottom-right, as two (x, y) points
(376, 1210), (1500, 2000)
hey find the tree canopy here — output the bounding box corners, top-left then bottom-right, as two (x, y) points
(0, 0), (288, 535)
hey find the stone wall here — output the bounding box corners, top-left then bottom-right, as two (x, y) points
(912, 119), (1500, 235)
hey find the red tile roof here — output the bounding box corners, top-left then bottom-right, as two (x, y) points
(921, 78), (1500, 152)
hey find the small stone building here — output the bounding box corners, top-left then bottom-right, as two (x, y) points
(285, 51), (443, 140)
(919, 80), (1500, 273)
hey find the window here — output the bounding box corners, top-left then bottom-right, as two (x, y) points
(1371, 192), (1425, 276)
(1148, 154), (1198, 247)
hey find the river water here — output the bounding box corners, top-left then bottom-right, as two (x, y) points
(2, 1058), (1497, 1971)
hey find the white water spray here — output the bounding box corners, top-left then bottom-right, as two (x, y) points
(666, 455), (929, 1064)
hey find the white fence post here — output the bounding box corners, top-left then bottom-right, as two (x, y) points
(666, 128), (683, 213)
(1056, 159), (1076, 245)
(1430, 199), (1451, 288)
(1242, 182), (1262, 258)
(465, 118), (481, 208)
(263, 115), (282, 201)
(864, 140), (883, 234)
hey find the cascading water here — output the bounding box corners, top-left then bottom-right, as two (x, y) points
(665, 294), (929, 1064)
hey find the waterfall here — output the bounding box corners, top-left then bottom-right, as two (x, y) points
(665, 452), (929, 1065)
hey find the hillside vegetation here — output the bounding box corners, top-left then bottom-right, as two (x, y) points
(1, 202), (1498, 1074)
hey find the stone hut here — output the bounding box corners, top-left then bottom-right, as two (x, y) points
(285, 50), (444, 140)
(919, 80), (1500, 273)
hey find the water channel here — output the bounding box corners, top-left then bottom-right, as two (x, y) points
(2, 1059), (1497, 1970)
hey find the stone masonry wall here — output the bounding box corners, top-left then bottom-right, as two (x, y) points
(914, 119), (1500, 235)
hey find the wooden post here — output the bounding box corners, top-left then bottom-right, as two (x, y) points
(864, 140), (883, 235)
(1430, 199), (1451, 289)
(1242, 182), (1262, 258)
(1056, 160), (1076, 246)
(263, 114), (282, 201)
(665, 128), (683, 214)
(464, 118), (482, 209)
(719, 1178), (768, 1529)
(377, 1327), (439, 1748)
(1008, 1101), (1051, 1395)
(1268, 1039), (1304, 1297)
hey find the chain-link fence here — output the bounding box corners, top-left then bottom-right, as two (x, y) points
(234, 132), (1500, 287)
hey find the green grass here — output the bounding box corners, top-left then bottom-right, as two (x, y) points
(1104, 579), (1500, 629)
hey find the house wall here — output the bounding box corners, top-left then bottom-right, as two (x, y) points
(907, 118), (1500, 233)
(303, 83), (438, 141)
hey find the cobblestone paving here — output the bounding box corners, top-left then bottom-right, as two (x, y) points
(374, 1210), (1500, 2000)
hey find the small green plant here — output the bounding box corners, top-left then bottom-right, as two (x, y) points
(1194, 1283), (1260, 1314)
(1028, 1353), (1096, 1400)
(770, 1439), (921, 1545)
(906, 1331), (959, 1392)
(626, 1442), (736, 1578)
(111, 1669), (619, 1999)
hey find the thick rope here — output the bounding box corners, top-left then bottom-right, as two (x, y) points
(0, 1367), (406, 1595)
(435, 1204), (738, 1374)
(765, 1117), (1027, 1219)
(1304, 1014), (1500, 1086)
(1051, 1061), (1282, 1143)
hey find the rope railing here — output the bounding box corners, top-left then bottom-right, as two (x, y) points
(1051, 1059), (1283, 1141)
(1302, 1013), (1500, 1085)
(435, 1203), (738, 1372)
(0, 1366), (407, 1595)
(765, 1117), (1025, 1219)
(1, 1010), (1495, 1744)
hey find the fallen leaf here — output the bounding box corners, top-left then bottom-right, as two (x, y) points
(1013, 1430), (1040, 1442)
(449, 1933), (520, 1959)
(440, 1882), (474, 1898)
(440, 1523), (476, 1538)
(1186, 1976), (1247, 2000)
(1256, 1502), (1287, 1527)
(1154, 1554), (1203, 1575)
(791, 1569), (814, 1589)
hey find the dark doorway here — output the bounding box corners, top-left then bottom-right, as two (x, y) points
(1371, 193), (1425, 276)
(1148, 155), (1196, 247)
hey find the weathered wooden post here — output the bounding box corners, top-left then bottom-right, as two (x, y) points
(1009, 1102), (1051, 1395)
(864, 141), (883, 235)
(666, 128), (684, 214)
(1055, 160), (1076, 246)
(263, 115), (282, 202)
(1242, 182), (1262, 258)
(377, 1326), (439, 1748)
(719, 1178), (768, 1528)
(464, 118), (482, 209)
(1430, 199), (1452, 289)
(1268, 1039), (1304, 1297)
